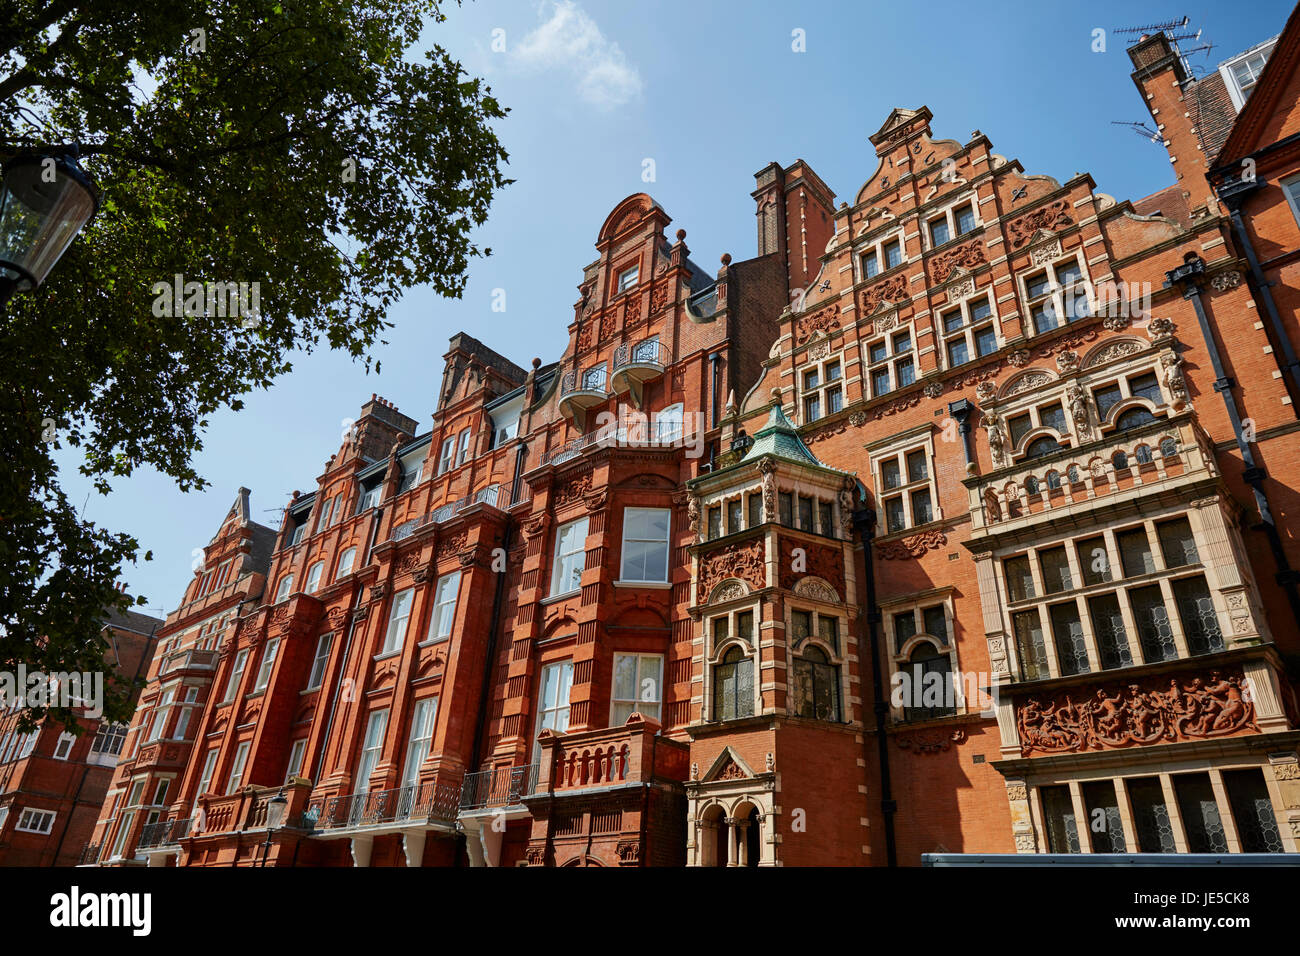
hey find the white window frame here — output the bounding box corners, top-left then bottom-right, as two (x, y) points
(617, 263), (639, 293)
(1280, 174), (1300, 229)
(939, 290), (1001, 368)
(858, 228), (906, 281)
(197, 747), (219, 795)
(336, 546), (357, 580)
(402, 697), (439, 788)
(870, 431), (941, 534)
(253, 637), (280, 692)
(53, 731), (75, 760)
(427, 571), (462, 642)
(550, 517), (589, 597)
(655, 403), (684, 444)
(305, 561), (324, 594)
(1020, 253), (1093, 337)
(381, 588), (414, 656)
(619, 508), (671, 584)
(610, 653), (664, 724)
(799, 355), (844, 424)
(226, 741), (250, 794)
(356, 709), (389, 791)
(437, 436), (456, 475)
(306, 633), (333, 690)
(274, 573), (294, 603)
(16, 807), (56, 834)
(535, 661), (574, 752)
(222, 648), (249, 703)
(863, 327), (917, 398)
(456, 428), (472, 467)
(286, 738), (308, 782)
(1220, 39), (1276, 110)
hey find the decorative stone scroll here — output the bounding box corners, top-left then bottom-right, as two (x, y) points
(697, 539), (766, 604)
(928, 239), (988, 284)
(860, 273), (909, 315)
(1008, 200), (1073, 249)
(795, 305), (839, 345)
(1015, 671), (1257, 757)
(877, 529), (947, 560)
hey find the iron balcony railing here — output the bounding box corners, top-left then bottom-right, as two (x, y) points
(313, 780), (461, 832)
(388, 481), (525, 544)
(458, 763), (540, 811)
(613, 338), (670, 369)
(136, 817), (192, 849)
(541, 417), (689, 467)
(78, 842), (102, 866)
(560, 365), (608, 397)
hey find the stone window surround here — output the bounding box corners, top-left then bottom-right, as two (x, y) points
(1014, 754), (1298, 854)
(781, 600), (851, 724)
(990, 348), (1175, 465)
(854, 225), (909, 284)
(922, 190), (982, 253)
(1016, 248), (1094, 337)
(867, 424), (942, 534)
(702, 599), (763, 721)
(880, 590), (964, 721)
(698, 480), (844, 542)
(938, 286), (1002, 370)
(984, 497), (1269, 686)
(862, 323), (917, 399)
(796, 353), (846, 425)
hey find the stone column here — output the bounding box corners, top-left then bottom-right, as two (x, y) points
(725, 817), (737, 867)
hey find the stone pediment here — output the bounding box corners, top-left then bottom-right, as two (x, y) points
(702, 746), (756, 783)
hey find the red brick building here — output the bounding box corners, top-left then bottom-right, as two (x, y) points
(0, 603), (160, 866)
(81, 13), (1300, 866)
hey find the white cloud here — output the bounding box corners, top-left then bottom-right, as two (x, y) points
(513, 1), (642, 110)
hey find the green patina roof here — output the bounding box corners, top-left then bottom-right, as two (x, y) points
(740, 404), (822, 467)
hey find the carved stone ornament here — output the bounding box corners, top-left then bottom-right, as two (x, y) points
(1161, 351), (1188, 408)
(848, 410), (867, 427)
(975, 381), (996, 405)
(896, 728), (967, 754)
(1029, 237), (1064, 265)
(1008, 200), (1073, 249)
(554, 472), (593, 507)
(1006, 784), (1028, 801)
(1087, 338), (1145, 366)
(928, 239), (988, 284)
(1066, 382), (1092, 439)
(1002, 370), (1051, 397)
(923, 380), (944, 400)
(873, 312), (899, 335)
(710, 580), (748, 604)
(1015, 670), (1257, 757)
(698, 539), (766, 604)
(1007, 349), (1031, 368)
(860, 273), (909, 315)
(946, 276), (976, 302)
(877, 529), (947, 560)
(808, 339), (832, 361)
(1146, 316), (1175, 341)
(795, 305), (839, 345)
(1102, 313), (1130, 332)
(687, 494), (702, 543)
(1210, 270), (1242, 291)
(1055, 349), (1080, 374)
(759, 458), (777, 522)
(982, 412), (1008, 468)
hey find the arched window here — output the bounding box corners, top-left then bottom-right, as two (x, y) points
(656, 403), (684, 444)
(1112, 450), (1129, 471)
(274, 573), (294, 603)
(713, 646), (753, 721)
(1046, 470), (1061, 490)
(1134, 444), (1153, 464)
(1115, 406), (1156, 431)
(1024, 475), (1040, 496)
(305, 561), (324, 593)
(902, 643), (955, 721)
(1159, 437), (1178, 458)
(793, 646), (840, 722)
(1024, 436), (1060, 460)
(1067, 464), (1081, 484)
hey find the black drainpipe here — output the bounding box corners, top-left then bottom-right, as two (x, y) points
(1215, 176), (1300, 407)
(851, 504), (897, 867)
(709, 353), (721, 428)
(1166, 254), (1300, 621)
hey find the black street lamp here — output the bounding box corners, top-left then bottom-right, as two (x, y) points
(0, 149), (98, 307)
(257, 789), (288, 867)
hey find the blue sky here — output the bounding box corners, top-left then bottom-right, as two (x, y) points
(58, 0), (1296, 618)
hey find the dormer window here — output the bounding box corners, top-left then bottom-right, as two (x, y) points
(617, 264), (639, 294)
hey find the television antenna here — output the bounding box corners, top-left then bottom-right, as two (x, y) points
(1111, 121), (1163, 144)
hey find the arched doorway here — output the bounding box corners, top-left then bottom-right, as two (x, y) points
(733, 801), (762, 867)
(699, 804), (727, 866)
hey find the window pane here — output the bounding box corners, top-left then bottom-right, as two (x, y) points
(930, 218), (950, 246)
(896, 358), (915, 387)
(1129, 584), (1177, 663)
(1172, 575), (1224, 655)
(1129, 372), (1161, 403)
(942, 309), (964, 334)
(707, 506), (722, 540)
(1038, 546), (1073, 594)
(1048, 602), (1089, 676)
(880, 459), (901, 490)
(906, 450), (927, 483)
(1040, 785), (1081, 853)
(893, 612), (917, 654)
(871, 367), (891, 396)
(1076, 536), (1111, 586)
(884, 239), (902, 268)
(818, 500), (833, 535)
(1039, 403), (1067, 434)
(1093, 384), (1124, 420)
(974, 325), (997, 356)
(1082, 781), (1127, 852)
(956, 205), (977, 235)
(1007, 414), (1033, 447)
(827, 386), (843, 414)
(1173, 773), (1229, 853)
(1032, 302), (1057, 334)
(947, 339), (970, 367)
(910, 488), (933, 525)
(1156, 517), (1199, 569)
(885, 496), (905, 533)
(1026, 273), (1051, 299)
(1005, 556), (1035, 602)
(797, 496), (814, 530)
(1087, 593), (1133, 670)
(748, 494), (763, 528)
(726, 499), (743, 536)
(778, 492), (794, 527)
(1117, 527), (1156, 577)
(863, 251), (879, 278)
(1012, 610), (1049, 681)
(1224, 769), (1284, 853)
(869, 341), (888, 364)
(922, 605), (947, 643)
(1127, 777), (1176, 852)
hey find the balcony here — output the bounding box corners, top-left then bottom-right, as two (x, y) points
(388, 481), (525, 544)
(459, 764), (539, 812)
(309, 780), (461, 836)
(968, 414), (1214, 539)
(540, 417), (688, 467)
(137, 817), (192, 850)
(159, 647), (217, 677)
(532, 714), (690, 798)
(558, 364), (609, 425)
(611, 338), (670, 406)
